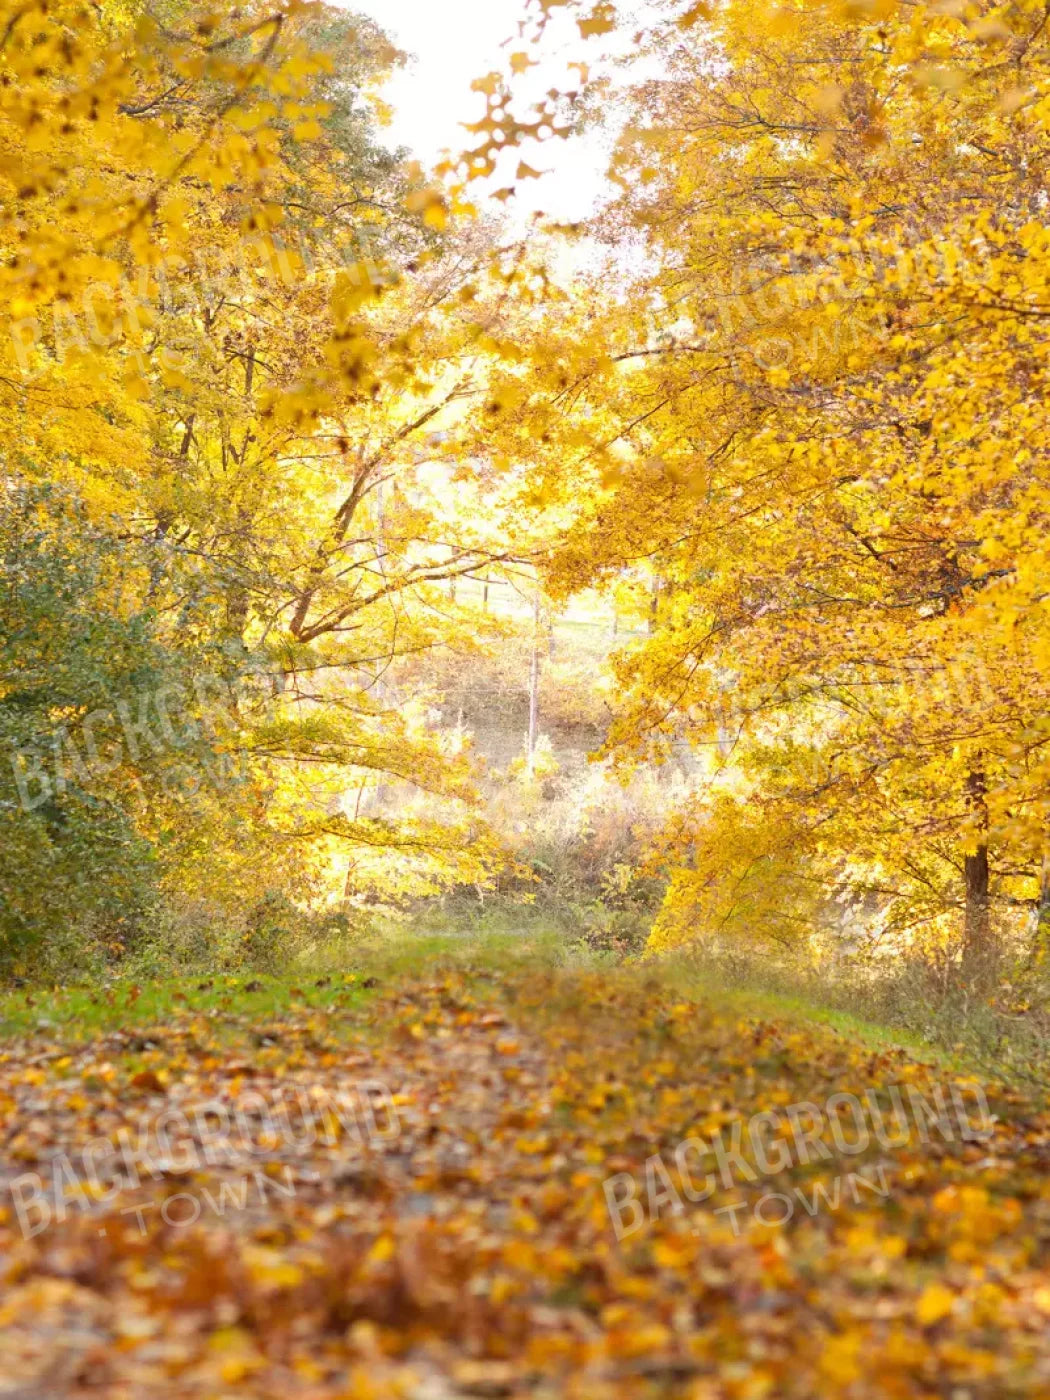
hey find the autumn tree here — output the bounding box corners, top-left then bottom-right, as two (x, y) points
(0, 0), (525, 956)
(497, 0), (1050, 975)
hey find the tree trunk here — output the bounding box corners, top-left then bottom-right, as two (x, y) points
(962, 767), (995, 981)
(648, 573), (661, 635)
(964, 845), (990, 955)
(1027, 853), (1050, 957)
(527, 590), (540, 770)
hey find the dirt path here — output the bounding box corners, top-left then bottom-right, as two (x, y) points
(0, 967), (1048, 1397)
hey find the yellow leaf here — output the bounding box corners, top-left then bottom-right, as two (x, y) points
(366, 1234), (396, 1266)
(242, 1246), (304, 1290)
(578, 4), (617, 38)
(917, 1283), (955, 1326)
(676, 1), (712, 28)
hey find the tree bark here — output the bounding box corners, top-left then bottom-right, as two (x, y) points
(1027, 853), (1050, 955)
(527, 590), (540, 770)
(962, 767), (995, 982)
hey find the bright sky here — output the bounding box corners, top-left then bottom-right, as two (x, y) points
(343, 0), (623, 221)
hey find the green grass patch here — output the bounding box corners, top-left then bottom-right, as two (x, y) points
(0, 973), (370, 1043)
(685, 976), (962, 1068)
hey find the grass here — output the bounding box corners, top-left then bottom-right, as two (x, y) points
(0, 924), (1031, 1093)
(679, 973), (963, 1067)
(0, 924), (577, 1044)
(318, 925), (977, 1075)
(0, 972), (370, 1041)
(652, 946), (1050, 1092)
